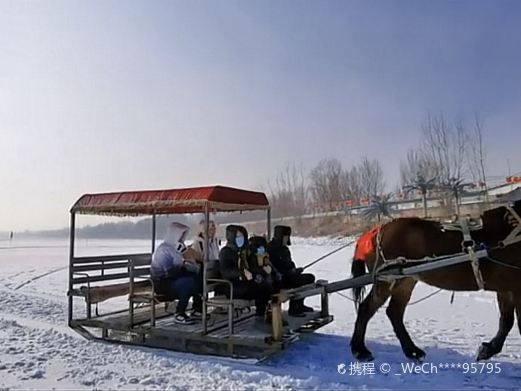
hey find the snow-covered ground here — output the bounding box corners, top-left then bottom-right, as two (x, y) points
(1, 237), (520, 390)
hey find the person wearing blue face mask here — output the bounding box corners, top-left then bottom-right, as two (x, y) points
(218, 225), (272, 319)
(247, 236), (282, 292)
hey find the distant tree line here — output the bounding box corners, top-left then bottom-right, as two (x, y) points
(267, 157), (386, 218)
(22, 216), (189, 240)
(268, 112), (490, 219)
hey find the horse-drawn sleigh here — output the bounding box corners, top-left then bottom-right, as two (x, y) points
(67, 186), (333, 359)
(67, 185), (521, 361)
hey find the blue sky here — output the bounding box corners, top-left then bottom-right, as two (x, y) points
(1, 1), (520, 230)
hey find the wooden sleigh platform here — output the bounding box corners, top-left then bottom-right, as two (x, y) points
(71, 302), (333, 359)
(69, 251), (333, 359)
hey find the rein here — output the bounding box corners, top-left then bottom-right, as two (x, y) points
(302, 239), (358, 270)
(485, 256), (521, 270)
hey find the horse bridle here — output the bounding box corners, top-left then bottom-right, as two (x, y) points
(437, 206), (521, 289)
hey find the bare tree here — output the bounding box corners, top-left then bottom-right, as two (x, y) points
(403, 175), (438, 218)
(420, 113), (471, 214)
(421, 113), (467, 186)
(400, 149), (438, 189)
(439, 177), (474, 217)
(268, 162), (308, 217)
(358, 157), (385, 198)
(400, 148), (439, 217)
(453, 119), (468, 181)
(340, 166), (362, 204)
(309, 159), (343, 209)
(467, 115), (488, 192)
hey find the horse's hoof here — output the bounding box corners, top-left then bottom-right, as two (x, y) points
(353, 350), (374, 362)
(477, 343), (494, 361)
(406, 348), (426, 361)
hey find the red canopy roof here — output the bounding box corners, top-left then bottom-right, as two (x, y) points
(71, 186), (270, 216)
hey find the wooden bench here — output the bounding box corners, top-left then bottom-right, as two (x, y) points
(69, 253), (254, 329)
(70, 253), (155, 323)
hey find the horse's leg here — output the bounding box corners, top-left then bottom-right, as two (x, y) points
(477, 291), (515, 361)
(351, 281), (391, 361)
(385, 278), (426, 360)
(515, 296), (521, 335)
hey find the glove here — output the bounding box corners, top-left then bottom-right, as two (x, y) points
(254, 274), (264, 284)
(295, 267), (304, 274)
(243, 269), (253, 281)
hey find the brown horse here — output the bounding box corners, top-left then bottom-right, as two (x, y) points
(350, 201), (521, 361)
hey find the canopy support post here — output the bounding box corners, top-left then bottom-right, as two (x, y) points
(202, 203), (210, 334)
(151, 213), (157, 253)
(68, 212), (76, 326)
(267, 207), (271, 239)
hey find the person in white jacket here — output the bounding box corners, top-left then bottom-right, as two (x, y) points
(151, 222), (201, 325)
(190, 219), (220, 277)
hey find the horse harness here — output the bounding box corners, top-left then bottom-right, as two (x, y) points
(437, 217), (487, 289)
(373, 203), (521, 290)
(500, 204), (521, 248)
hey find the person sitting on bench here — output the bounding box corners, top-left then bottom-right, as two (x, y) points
(190, 219), (221, 278)
(151, 222), (201, 325)
(267, 225), (315, 317)
(218, 225), (272, 320)
(248, 235), (282, 294)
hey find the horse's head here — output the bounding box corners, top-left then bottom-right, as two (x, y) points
(481, 200), (521, 245)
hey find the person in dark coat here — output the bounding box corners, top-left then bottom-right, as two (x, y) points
(218, 225), (272, 318)
(267, 225), (315, 317)
(247, 235), (282, 294)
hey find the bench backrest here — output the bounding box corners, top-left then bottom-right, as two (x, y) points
(71, 253), (152, 286)
(71, 253), (222, 304)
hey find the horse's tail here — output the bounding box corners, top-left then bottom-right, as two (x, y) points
(351, 258), (367, 310)
(351, 225), (383, 309)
